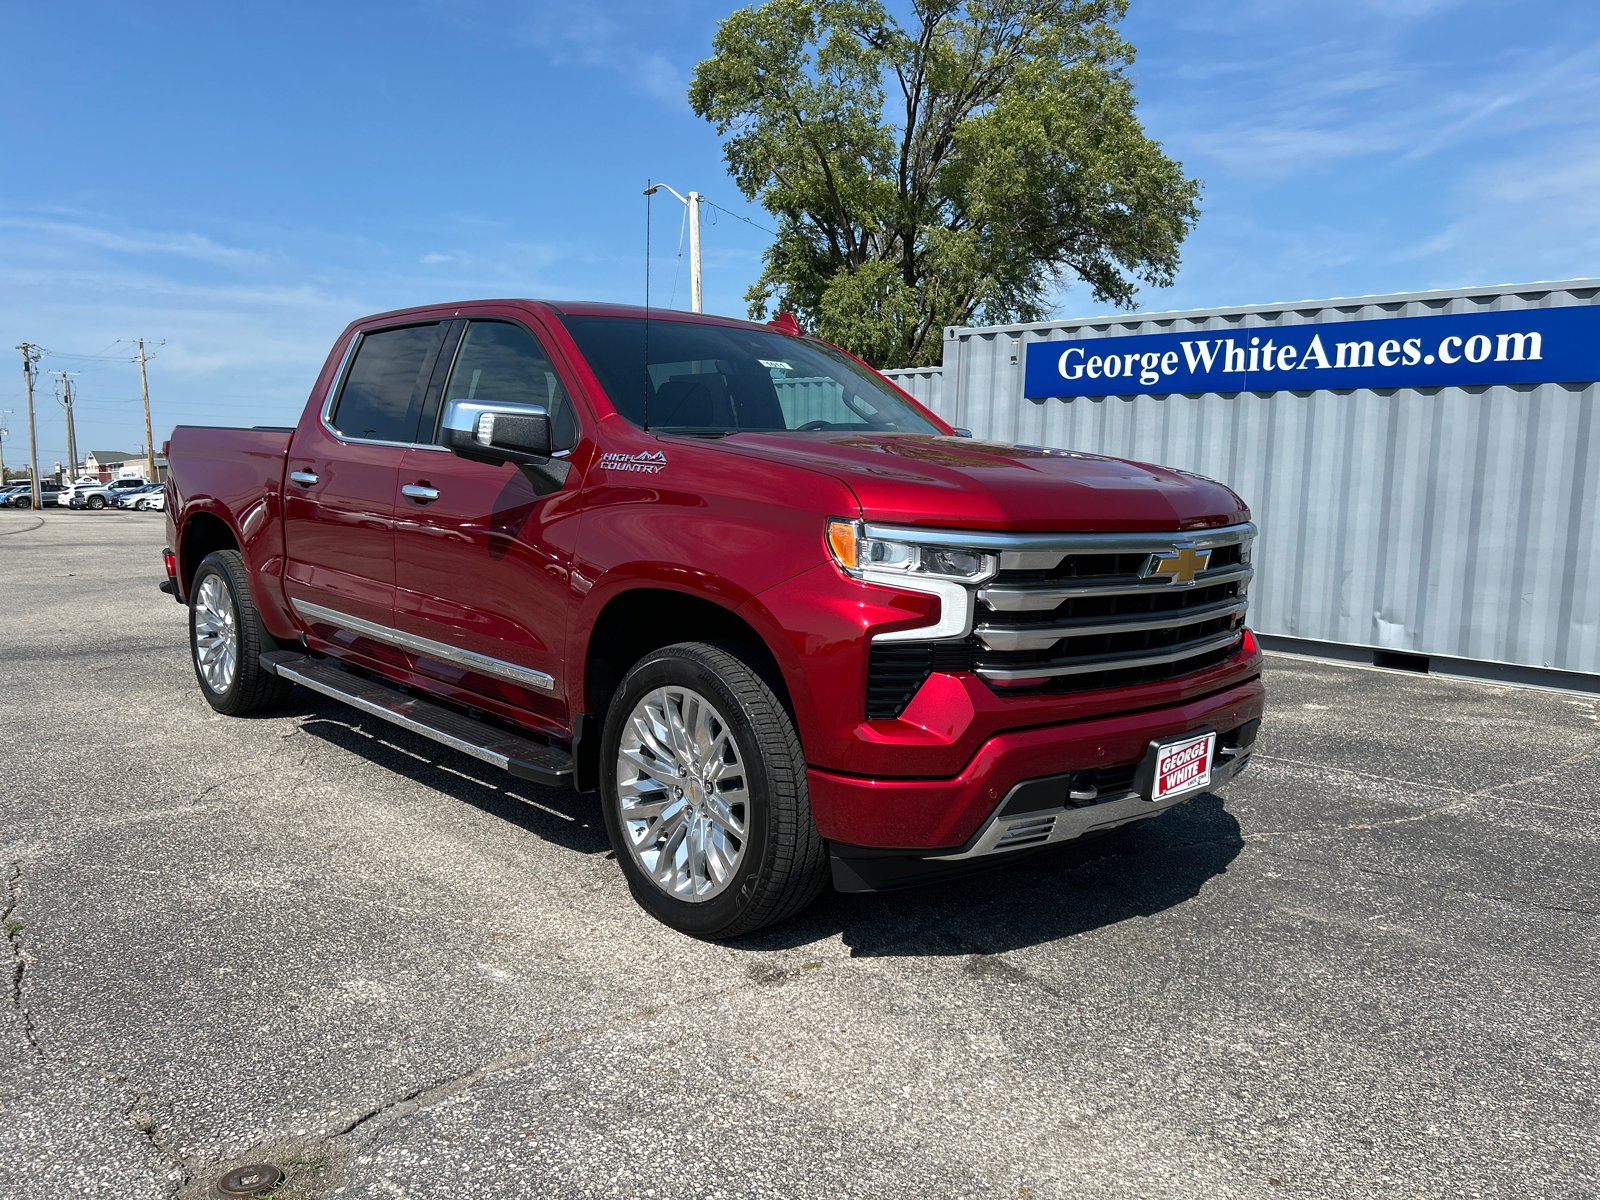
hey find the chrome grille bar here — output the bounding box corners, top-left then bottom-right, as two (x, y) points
(975, 629), (1246, 683)
(862, 521), (1255, 558)
(974, 597), (1248, 652)
(980, 564), (1254, 612)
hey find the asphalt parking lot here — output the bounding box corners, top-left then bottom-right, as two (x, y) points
(1, 509), (1595, 1200)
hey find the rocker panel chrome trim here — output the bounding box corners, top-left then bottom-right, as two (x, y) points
(291, 599), (556, 691)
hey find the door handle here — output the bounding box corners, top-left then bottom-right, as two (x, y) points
(401, 484), (440, 502)
(289, 470), (319, 487)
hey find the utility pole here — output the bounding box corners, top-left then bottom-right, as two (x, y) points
(16, 344), (42, 510)
(134, 338), (162, 481)
(640, 184), (704, 312)
(57, 372), (80, 482)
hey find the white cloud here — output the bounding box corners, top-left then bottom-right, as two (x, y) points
(0, 210), (589, 464)
(1405, 136), (1600, 272)
(424, 0), (695, 104)
(0, 216), (272, 267)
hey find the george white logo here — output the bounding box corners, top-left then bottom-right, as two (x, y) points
(599, 450), (667, 474)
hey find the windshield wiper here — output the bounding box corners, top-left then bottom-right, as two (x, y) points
(657, 427), (734, 438)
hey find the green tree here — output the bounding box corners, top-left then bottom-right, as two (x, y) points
(689, 0), (1200, 369)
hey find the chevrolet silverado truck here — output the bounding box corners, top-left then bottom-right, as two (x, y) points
(161, 300), (1264, 937)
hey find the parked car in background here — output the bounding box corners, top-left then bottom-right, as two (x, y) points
(134, 489), (165, 511)
(115, 483), (163, 508)
(4, 482), (65, 508)
(62, 478), (149, 510)
(58, 481), (108, 509)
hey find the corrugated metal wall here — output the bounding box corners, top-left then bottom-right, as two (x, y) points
(774, 377), (846, 427)
(933, 281), (1600, 679)
(881, 366), (944, 413)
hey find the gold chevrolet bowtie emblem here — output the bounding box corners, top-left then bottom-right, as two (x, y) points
(1147, 545), (1211, 587)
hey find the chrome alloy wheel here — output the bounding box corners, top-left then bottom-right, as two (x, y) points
(616, 686), (750, 902)
(193, 573), (239, 694)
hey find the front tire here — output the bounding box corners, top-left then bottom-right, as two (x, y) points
(600, 642), (828, 938)
(189, 550), (294, 715)
(87, 494), (105, 510)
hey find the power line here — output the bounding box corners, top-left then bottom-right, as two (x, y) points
(701, 198), (777, 236)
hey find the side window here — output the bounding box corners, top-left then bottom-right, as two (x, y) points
(442, 321), (579, 451)
(329, 323), (442, 443)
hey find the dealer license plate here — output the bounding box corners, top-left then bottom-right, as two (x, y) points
(1150, 731), (1216, 801)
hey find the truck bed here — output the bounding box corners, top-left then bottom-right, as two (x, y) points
(165, 424), (296, 635)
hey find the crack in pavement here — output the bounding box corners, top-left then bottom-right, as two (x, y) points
(284, 960), (861, 1173)
(3, 862), (40, 1056)
(1246, 705), (1599, 841)
(0, 517), (46, 536)
(3, 857), (190, 1194)
(1248, 843), (1600, 917)
(113, 1072), (189, 1197)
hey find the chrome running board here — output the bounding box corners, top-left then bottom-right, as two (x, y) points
(261, 651), (572, 788)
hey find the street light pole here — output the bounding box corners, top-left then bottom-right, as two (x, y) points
(641, 184), (704, 312)
(687, 191), (703, 313)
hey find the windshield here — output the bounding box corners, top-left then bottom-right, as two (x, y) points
(557, 314), (940, 436)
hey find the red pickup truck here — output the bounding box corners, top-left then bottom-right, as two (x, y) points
(162, 300), (1264, 937)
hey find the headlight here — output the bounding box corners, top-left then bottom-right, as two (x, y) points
(826, 519), (997, 643)
(826, 520), (997, 584)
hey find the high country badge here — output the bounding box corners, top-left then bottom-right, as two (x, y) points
(599, 450), (667, 474)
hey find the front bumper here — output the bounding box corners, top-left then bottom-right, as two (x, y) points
(810, 674), (1264, 856)
(826, 708), (1259, 893)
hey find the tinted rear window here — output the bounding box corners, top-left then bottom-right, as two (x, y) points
(330, 324), (443, 443)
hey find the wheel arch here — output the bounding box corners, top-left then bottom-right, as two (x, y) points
(178, 509), (240, 595)
(582, 586), (796, 723)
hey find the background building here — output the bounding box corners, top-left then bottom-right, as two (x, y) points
(886, 279), (1599, 693)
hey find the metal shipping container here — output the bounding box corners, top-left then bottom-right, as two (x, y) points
(881, 366), (944, 414)
(928, 280), (1600, 688)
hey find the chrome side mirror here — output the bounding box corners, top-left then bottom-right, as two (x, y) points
(441, 399), (552, 466)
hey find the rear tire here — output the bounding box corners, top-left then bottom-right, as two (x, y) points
(189, 550), (294, 716)
(600, 641), (828, 938)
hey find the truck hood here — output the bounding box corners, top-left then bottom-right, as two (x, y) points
(717, 432), (1249, 531)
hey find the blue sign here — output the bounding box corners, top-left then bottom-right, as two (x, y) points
(1023, 305), (1600, 398)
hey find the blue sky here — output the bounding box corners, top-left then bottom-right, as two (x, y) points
(2, 0), (1597, 469)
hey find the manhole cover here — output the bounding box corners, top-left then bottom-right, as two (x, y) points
(215, 1162), (286, 1197)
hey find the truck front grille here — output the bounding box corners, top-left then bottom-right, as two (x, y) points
(863, 524), (1255, 717)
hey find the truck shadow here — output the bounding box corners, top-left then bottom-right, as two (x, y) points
(747, 797), (1245, 957)
(291, 694), (1241, 956)
(294, 702), (611, 857)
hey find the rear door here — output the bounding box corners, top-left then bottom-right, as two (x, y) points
(282, 320), (448, 634)
(392, 315), (587, 731)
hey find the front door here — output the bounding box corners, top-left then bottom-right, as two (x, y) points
(282, 320), (447, 633)
(393, 317), (586, 733)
